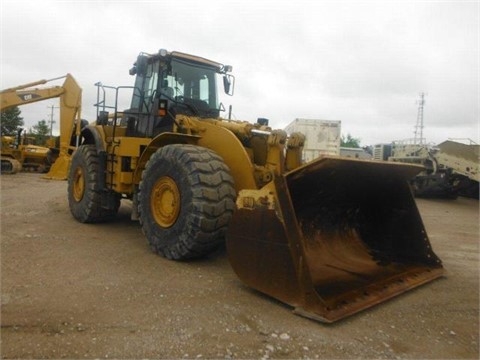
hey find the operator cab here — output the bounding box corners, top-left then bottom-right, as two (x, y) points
(124, 49), (234, 138)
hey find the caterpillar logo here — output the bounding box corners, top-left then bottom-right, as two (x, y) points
(18, 93), (41, 102)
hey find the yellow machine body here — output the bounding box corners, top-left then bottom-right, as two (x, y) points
(66, 49), (444, 323)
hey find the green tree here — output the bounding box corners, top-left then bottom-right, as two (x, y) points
(31, 119), (50, 145)
(341, 133), (361, 148)
(1, 106), (24, 136)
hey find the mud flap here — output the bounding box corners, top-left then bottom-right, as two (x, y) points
(226, 157), (444, 323)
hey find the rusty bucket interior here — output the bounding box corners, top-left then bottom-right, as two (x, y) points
(227, 157), (444, 323)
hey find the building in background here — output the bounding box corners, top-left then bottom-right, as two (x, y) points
(284, 118), (341, 162)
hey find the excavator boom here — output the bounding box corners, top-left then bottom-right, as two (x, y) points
(0, 84), (64, 110)
(0, 74), (82, 178)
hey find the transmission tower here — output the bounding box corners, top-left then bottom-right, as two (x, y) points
(48, 105), (59, 136)
(414, 92), (426, 145)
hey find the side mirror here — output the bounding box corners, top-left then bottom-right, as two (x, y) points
(223, 74), (235, 96)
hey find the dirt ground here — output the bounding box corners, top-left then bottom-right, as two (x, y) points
(1, 172), (478, 359)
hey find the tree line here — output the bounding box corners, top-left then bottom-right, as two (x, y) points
(1, 106), (52, 145)
(2, 106), (363, 148)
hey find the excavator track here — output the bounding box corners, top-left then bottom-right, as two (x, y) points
(1, 157), (22, 174)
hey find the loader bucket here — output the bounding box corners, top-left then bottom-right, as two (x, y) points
(227, 157), (444, 323)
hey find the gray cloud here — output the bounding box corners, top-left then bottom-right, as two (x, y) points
(1, 0), (478, 145)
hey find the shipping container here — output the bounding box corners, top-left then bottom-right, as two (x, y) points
(284, 118), (341, 162)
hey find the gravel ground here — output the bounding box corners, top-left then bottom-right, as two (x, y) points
(1, 172), (478, 359)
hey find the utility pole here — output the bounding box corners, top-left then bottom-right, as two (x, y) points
(414, 92), (426, 145)
(48, 105), (59, 136)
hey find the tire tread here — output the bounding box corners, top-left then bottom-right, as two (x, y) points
(138, 144), (236, 260)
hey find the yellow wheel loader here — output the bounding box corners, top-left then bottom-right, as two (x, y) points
(68, 49), (444, 323)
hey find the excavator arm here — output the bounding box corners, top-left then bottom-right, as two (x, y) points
(0, 78), (64, 110)
(0, 74), (83, 179)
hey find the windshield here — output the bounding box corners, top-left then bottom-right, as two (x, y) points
(130, 56), (221, 117)
(161, 59), (219, 115)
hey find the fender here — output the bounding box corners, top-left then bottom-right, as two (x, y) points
(79, 125), (108, 190)
(80, 125), (105, 152)
(132, 123), (257, 192)
(132, 132), (201, 184)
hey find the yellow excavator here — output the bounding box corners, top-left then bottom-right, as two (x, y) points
(0, 74), (82, 178)
(0, 135), (22, 174)
(67, 49), (444, 323)
(1, 129), (53, 173)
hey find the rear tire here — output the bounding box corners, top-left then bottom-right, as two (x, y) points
(138, 144), (236, 260)
(68, 145), (121, 223)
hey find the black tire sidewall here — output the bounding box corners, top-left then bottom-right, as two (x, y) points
(139, 150), (194, 255)
(139, 144), (236, 259)
(68, 145), (95, 222)
(68, 144), (120, 223)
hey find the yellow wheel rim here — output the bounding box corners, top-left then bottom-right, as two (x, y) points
(151, 176), (180, 228)
(72, 166), (85, 202)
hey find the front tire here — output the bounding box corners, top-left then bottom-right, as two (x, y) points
(68, 145), (121, 223)
(138, 144), (236, 260)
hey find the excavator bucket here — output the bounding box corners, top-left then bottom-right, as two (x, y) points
(43, 154), (71, 180)
(227, 157), (444, 323)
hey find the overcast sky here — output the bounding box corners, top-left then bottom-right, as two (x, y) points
(1, 0), (478, 146)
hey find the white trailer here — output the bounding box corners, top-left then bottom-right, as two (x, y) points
(284, 118), (341, 163)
